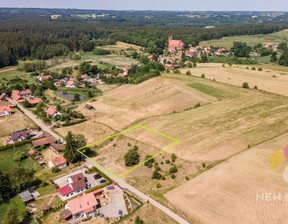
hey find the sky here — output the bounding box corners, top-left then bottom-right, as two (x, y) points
(0, 0), (287, 11)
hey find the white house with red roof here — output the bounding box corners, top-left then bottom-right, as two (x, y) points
(0, 105), (12, 117)
(48, 155), (67, 169)
(66, 80), (76, 88)
(37, 75), (53, 82)
(65, 192), (98, 218)
(57, 173), (87, 200)
(46, 107), (62, 118)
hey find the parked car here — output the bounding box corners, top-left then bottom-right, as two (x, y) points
(86, 183), (91, 189)
(106, 186), (114, 190)
(100, 179), (106, 183)
(118, 210), (123, 217)
(93, 174), (102, 180)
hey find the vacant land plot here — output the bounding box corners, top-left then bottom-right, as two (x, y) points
(56, 120), (114, 144)
(76, 77), (215, 130)
(165, 133), (288, 224)
(181, 63), (288, 96)
(199, 29), (288, 48)
(0, 109), (35, 143)
(122, 203), (177, 224)
(86, 126), (178, 177)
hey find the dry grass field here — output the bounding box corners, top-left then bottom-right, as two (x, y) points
(165, 133), (288, 224)
(56, 120), (114, 144)
(77, 77), (215, 130)
(53, 66), (288, 223)
(122, 203), (178, 224)
(181, 63), (288, 96)
(0, 108), (35, 144)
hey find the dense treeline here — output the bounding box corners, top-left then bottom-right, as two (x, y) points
(0, 14), (287, 68)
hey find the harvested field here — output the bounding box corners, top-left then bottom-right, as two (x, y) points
(165, 133), (288, 224)
(56, 121), (114, 144)
(181, 63), (288, 96)
(122, 203), (177, 224)
(77, 77), (215, 130)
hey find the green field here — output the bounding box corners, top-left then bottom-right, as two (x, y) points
(189, 83), (238, 99)
(200, 29), (288, 48)
(0, 144), (43, 174)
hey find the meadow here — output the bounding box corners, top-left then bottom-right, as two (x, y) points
(199, 29), (288, 48)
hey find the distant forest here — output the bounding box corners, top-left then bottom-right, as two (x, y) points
(0, 8), (287, 68)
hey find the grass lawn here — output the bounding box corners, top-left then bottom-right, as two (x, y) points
(0, 144), (43, 174)
(0, 196), (27, 222)
(37, 184), (57, 196)
(188, 83), (238, 99)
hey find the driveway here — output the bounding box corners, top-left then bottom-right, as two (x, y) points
(54, 168), (103, 189)
(98, 186), (128, 218)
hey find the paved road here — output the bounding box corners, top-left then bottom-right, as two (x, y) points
(8, 98), (64, 142)
(85, 160), (189, 224)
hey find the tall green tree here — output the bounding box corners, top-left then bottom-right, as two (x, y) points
(64, 131), (87, 163)
(0, 170), (13, 202)
(3, 206), (19, 224)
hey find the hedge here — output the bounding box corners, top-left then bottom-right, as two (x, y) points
(62, 119), (87, 127)
(0, 138), (38, 151)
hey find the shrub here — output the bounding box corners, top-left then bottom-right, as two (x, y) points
(41, 181), (48, 187)
(169, 166), (178, 174)
(186, 71), (191, 76)
(171, 153), (177, 162)
(253, 86), (258, 90)
(124, 148), (140, 166)
(242, 82), (249, 89)
(93, 48), (111, 55)
(144, 155), (155, 167)
(258, 68), (263, 71)
(165, 159), (170, 164)
(156, 183), (161, 188)
(13, 151), (27, 162)
(52, 167), (60, 173)
(202, 162), (206, 168)
(152, 170), (162, 180)
(251, 67), (256, 70)
(201, 74), (205, 78)
(171, 174), (176, 179)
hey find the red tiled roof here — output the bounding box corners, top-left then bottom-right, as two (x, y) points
(70, 173), (85, 183)
(41, 75), (52, 80)
(58, 185), (74, 196)
(28, 98), (42, 105)
(84, 206), (94, 214)
(117, 73), (126, 78)
(165, 64), (173, 68)
(9, 131), (30, 141)
(51, 155), (67, 167)
(51, 143), (64, 152)
(31, 136), (55, 148)
(20, 90), (32, 95)
(68, 192), (98, 215)
(46, 107), (57, 116)
(92, 189), (103, 195)
(66, 81), (75, 86)
(28, 148), (38, 156)
(81, 74), (88, 79)
(0, 105), (11, 113)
